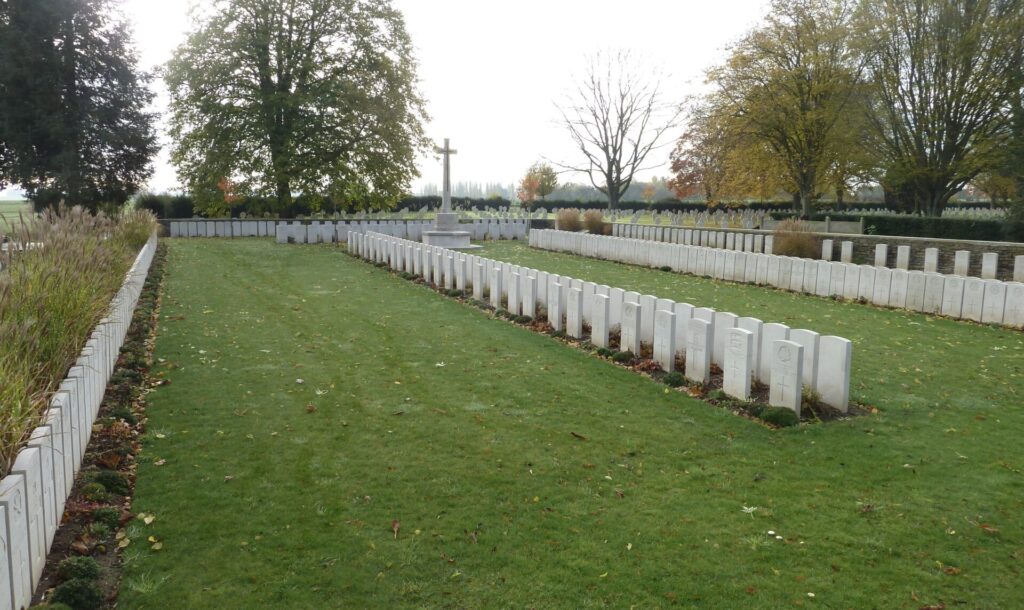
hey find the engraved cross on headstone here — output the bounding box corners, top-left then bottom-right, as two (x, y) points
(434, 138), (458, 214)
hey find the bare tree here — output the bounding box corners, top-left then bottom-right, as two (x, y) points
(555, 52), (682, 209)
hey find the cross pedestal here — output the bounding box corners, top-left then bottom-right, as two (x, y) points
(422, 137), (478, 249)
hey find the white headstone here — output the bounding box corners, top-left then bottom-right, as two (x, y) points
(490, 267), (503, 310)
(821, 239), (833, 261)
(685, 318), (712, 384)
(981, 253), (998, 280)
(761, 321), (790, 382)
(672, 302), (694, 357)
(923, 273), (945, 314)
(1003, 282), (1024, 328)
(638, 294), (657, 344)
(940, 276), (965, 317)
(961, 278), (985, 322)
(723, 328), (754, 401)
(523, 274), (537, 318)
(737, 317), (763, 383)
(769, 340), (803, 415)
(817, 336), (852, 412)
(712, 312), (738, 367)
(653, 309), (677, 372)
(621, 301), (642, 354)
(871, 267), (891, 306)
(788, 329), (819, 391)
(840, 241), (853, 263)
(895, 245), (911, 270)
(591, 293), (610, 348)
(548, 282), (564, 331)
(1015, 256), (1024, 283)
(874, 244), (888, 267)
(954, 250), (970, 276)
(567, 287), (584, 338)
(924, 248), (939, 273)
(981, 280), (1007, 324)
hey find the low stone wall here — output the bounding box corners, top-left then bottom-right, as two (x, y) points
(163, 218), (529, 242)
(611, 223), (1024, 282)
(0, 234), (157, 610)
(352, 230), (854, 415)
(535, 229), (1024, 331)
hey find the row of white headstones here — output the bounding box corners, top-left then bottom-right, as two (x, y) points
(536, 229), (1024, 329)
(351, 231), (853, 416)
(0, 234), (158, 610)
(613, 222), (1024, 283)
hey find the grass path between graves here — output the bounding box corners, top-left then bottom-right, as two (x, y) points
(122, 238), (1024, 609)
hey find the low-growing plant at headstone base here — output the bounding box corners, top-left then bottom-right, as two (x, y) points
(0, 206), (156, 474)
(612, 350), (635, 363)
(759, 407), (799, 427)
(57, 556), (101, 582)
(772, 218), (820, 258)
(663, 371), (686, 387)
(50, 578), (104, 610)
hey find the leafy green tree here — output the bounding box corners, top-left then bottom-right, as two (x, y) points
(858, 0), (1024, 216)
(531, 162), (558, 200)
(0, 0), (157, 211)
(167, 0), (429, 214)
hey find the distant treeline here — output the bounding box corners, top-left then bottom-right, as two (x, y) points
(136, 192), (1013, 219)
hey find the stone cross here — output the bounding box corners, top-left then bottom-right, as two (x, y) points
(434, 138), (458, 214)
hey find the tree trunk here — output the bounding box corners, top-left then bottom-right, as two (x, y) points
(800, 189), (812, 218)
(276, 177), (292, 210)
(60, 14), (81, 207)
(607, 181), (619, 210)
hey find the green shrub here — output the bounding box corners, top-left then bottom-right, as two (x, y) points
(707, 389), (726, 401)
(84, 522), (110, 539)
(513, 315), (532, 324)
(611, 351), (634, 363)
(92, 470), (130, 495)
(80, 482), (108, 502)
(1003, 203), (1024, 242)
(33, 604), (73, 610)
(168, 195), (195, 218)
(135, 193), (169, 218)
(50, 578), (104, 610)
(772, 219), (820, 258)
(596, 347), (614, 357)
(109, 406), (136, 424)
(91, 507), (121, 530)
(659, 266), (672, 272)
(663, 372), (685, 387)
(759, 407), (800, 427)
(556, 208), (583, 232)
(57, 556), (101, 582)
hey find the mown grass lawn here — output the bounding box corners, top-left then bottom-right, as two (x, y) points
(123, 238), (1024, 609)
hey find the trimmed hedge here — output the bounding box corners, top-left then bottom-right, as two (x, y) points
(770, 212), (1019, 242)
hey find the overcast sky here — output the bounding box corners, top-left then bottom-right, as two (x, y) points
(110, 0), (771, 194)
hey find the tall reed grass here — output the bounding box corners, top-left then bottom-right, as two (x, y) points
(772, 218), (821, 259)
(0, 206), (155, 473)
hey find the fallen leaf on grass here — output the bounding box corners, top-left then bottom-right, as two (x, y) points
(153, 459), (166, 466)
(570, 431), (588, 441)
(306, 403), (317, 413)
(391, 520), (400, 539)
(224, 475), (235, 482)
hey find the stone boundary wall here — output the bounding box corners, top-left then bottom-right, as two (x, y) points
(353, 230), (854, 417)
(611, 223), (1024, 282)
(0, 233), (158, 610)
(536, 229), (1024, 331)
(164, 218), (530, 242)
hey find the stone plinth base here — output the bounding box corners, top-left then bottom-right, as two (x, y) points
(422, 230), (480, 249)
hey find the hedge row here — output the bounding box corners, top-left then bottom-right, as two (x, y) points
(771, 212), (1024, 242)
(137, 191), (1014, 220)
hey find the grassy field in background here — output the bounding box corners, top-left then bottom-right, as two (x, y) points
(122, 238), (1023, 608)
(0, 199), (31, 230)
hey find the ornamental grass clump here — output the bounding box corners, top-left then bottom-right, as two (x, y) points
(556, 208), (583, 232)
(0, 206), (155, 474)
(772, 218), (820, 259)
(582, 210), (604, 234)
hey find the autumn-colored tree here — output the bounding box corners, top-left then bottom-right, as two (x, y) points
(669, 99), (732, 203)
(516, 172), (540, 205)
(641, 183), (657, 202)
(709, 0), (868, 216)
